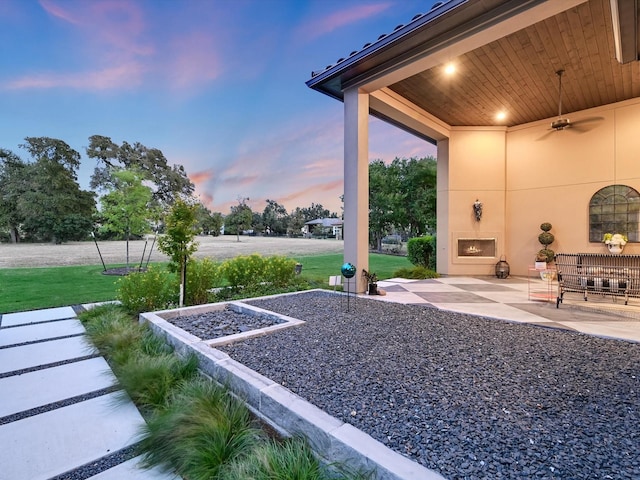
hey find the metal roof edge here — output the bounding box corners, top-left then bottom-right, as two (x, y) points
(305, 0), (467, 94)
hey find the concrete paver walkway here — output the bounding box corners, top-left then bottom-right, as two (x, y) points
(0, 306), (178, 480)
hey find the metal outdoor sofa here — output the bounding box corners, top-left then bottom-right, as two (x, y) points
(555, 253), (640, 307)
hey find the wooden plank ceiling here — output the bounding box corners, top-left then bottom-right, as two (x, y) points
(389, 0), (640, 128)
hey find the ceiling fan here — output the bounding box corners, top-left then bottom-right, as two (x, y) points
(544, 69), (603, 134)
(551, 69), (571, 130)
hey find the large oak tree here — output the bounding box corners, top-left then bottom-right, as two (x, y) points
(0, 138), (96, 243)
(86, 135), (194, 207)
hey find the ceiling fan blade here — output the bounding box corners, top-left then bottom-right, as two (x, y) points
(567, 116), (605, 133)
(536, 129), (558, 141)
(571, 116), (605, 125)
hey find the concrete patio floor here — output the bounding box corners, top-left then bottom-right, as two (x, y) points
(374, 275), (640, 343)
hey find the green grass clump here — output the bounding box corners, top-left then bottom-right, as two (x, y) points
(221, 437), (373, 480)
(81, 303), (145, 365)
(116, 352), (198, 410)
(138, 378), (262, 479)
(79, 303), (198, 410)
(392, 266), (440, 279)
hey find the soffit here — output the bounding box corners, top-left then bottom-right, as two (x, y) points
(388, 0), (640, 127)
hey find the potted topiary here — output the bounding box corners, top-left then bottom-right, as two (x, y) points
(535, 222), (555, 269)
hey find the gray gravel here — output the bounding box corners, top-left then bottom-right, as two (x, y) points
(211, 290), (640, 480)
(170, 306), (285, 338)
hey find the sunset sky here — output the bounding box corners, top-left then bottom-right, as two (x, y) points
(1, 0), (437, 215)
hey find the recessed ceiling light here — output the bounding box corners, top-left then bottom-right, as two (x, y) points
(444, 63), (456, 75)
(496, 111), (507, 121)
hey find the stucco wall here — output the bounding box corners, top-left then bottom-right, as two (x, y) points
(440, 128), (507, 275)
(505, 98), (640, 275)
(439, 97), (640, 276)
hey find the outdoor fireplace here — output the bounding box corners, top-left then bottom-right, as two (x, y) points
(457, 238), (497, 258)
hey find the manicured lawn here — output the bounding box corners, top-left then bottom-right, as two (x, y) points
(293, 252), (412, 283)
(0, 254), (412, 314)
(0, 265), (122, 314)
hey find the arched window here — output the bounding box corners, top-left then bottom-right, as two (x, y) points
(589, 185), (640, 242)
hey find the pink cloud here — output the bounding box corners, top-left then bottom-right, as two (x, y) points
(16, 1), (228, 93)
(3, 0), (153, 91)
(166, 31), (223, 89)
(221, 174), (261, 189)
(198, 192), (214, 208)
(275, 179), (344, 212)
(6, 62), (145, 90)
(40, 0), (152, 56)
(297, 3), (392, 41)
(39, 0), (79, 24)
(190, 169), (215, 186)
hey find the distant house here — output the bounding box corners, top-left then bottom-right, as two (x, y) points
(304, 218), (343, 239)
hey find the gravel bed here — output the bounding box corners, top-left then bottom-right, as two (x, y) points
(168, 306), (286, 339)
(216, 291), (640, 480)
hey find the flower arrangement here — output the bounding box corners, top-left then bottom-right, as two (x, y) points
(602, 233), (628, 245)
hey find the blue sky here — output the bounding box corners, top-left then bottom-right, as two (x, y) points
(0, 0), (436, 214)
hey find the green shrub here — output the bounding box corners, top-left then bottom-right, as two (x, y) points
(222, 254), (298, 290)
(222, 254), (267, 289)
(263, 255), (297, 287)
(117, 266), (178, 314)
(392, 266), (439, 279)
(186, 257), (222, 305)
(407, 236), (435, 268)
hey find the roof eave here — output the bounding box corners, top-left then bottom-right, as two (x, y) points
(305, 0), (469, 100)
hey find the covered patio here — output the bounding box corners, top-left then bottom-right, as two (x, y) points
(307, 0), (640, 292)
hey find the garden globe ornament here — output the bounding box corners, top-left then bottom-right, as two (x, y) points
(340, 262), (357, 312)
(341, 262), (356, 278)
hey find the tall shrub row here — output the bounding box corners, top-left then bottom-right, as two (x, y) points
(117, 254), (301, 314)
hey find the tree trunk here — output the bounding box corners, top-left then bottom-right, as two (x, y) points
(9, 227), (19, 243)
(126, 226), (130, 268)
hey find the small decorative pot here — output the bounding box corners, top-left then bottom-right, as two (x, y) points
(607, 243), (624, 254)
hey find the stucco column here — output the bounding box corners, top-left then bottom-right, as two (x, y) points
(436, 138), (449, 275)
(343, 87), (369, 293)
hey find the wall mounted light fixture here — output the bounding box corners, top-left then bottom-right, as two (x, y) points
(473, 199), (483, 221)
